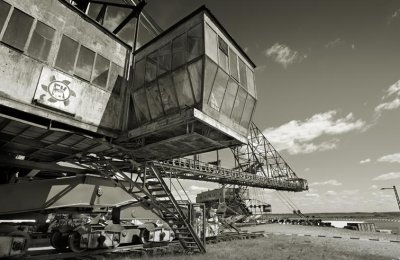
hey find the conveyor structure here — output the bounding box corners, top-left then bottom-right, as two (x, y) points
(0, 0), (307, 257)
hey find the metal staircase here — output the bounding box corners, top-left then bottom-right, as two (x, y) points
(77, 156), (205, 254)
(140, 163), (206, 253)
(231, 122), (308, 192)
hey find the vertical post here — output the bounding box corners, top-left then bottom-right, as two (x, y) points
(393, 186), (400, 211)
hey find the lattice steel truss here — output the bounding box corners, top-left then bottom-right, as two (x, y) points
(231, 122), (308, 192)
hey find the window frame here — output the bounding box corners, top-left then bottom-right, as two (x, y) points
(27, 20), (56, 63)
(1, 7), (34, 52)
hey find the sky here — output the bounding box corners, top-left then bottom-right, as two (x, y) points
(130, 0), (400, 213)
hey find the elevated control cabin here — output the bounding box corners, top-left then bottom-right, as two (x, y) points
(120, 7), (257, 160)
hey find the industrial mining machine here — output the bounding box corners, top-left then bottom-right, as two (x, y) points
(0, 0), (308, 257)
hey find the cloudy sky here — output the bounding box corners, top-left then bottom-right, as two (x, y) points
(135, 0), (400, 213)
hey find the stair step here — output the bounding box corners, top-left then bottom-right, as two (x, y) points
(146, 181), (161, 185)
(152, 194), (169, 198)
(148, 187), (164, 192)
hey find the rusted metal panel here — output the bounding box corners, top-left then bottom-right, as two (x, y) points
(0, 0), (129, 135)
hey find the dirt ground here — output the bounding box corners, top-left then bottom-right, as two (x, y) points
(114, 224), (400, 260)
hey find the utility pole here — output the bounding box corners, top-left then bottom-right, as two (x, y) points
(381, 186), (400, 211)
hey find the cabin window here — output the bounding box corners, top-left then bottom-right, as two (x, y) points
(27, 21), (55, 62)
(204, 23), (218, 63)
(187, 23), (202, 61)
(221, 79), (238, 117)
(209, 68), (229, 111)
(218, 36), (228, 72)
(108, 62), (123, 95)
(246, 66), (256, 97)
(145, 50), (157, 83)
(172, 33), (186, 70)
(0, 0), (11, 34)
(239, 58), (247, 89)
(75, 45), (95, 81)
(2, 8), (33, 51)
(231, 87), (247, 122)
(240, 95), (255, 127)
(133, 88), (151, 123)
(187, 59), (202, 103)
(92, 54), (110, 89)
(55, 35), (79, 74)
(173, 67), (194, 108)
(158, 42), (171, 76)
(146, 82), (164, 119)
(158, 74), (178, 114)
(203, 58), (218, 104)
(133, 59), (145, 89)
(229, 48), (239, 81)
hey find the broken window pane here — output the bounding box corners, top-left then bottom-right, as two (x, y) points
(158, 74), (178, 114)
(75, 45), (95, 81)
(239, 58), (247, 89)
(92, 54), (110, 89)
(204, 23), (218, 63)
(172, 33), (186, 70)
(158, 42), (171, 76)
(133, 88), (150, 123)
(241, 95), (255, 127)
(146, 82), (164, 119)
(221, 79), (238, 117)
(0, 0), (11, 34)
(188, 59), (202, 104)
(107, 62), (123, 95)
(187, 23), (202, 61)
(145, 50), (157, 83)
(209, 68), (229, 111)
(203, 58), (218, 104)
(231, 87), (247, 122)
(27, 21), (55, 62)
(229, 48), (239, 81)
(133, 59), (145, 90)
(2, 8), (33, 51)
(55, 35), (79, 74)
(218, 36), (228, 72)
(173, 68), (194, 108)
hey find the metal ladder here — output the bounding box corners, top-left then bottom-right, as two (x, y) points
(78, 156), (205, 254)
(141, 163), (206, 254)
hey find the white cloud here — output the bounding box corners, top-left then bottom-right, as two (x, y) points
(388, 8), (400, 24)
(324, 38), (344, 48)
(375, 80), (400, 116)
(373, 172), (400, 181)
(359, 158), (371, 164)
(377, 153), (400, 163)
(304, 168), (311, 172)
(265, 43), (306, 68)
(263, 110), (366, 154)
(370, 185), (378, 190)
(325, 190), (337, 196)
(305, 193), (320, 198)
(310, 179), (342, 186)
(375, 98), (400, 113)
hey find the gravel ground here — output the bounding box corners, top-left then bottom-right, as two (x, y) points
(245, 223), (400, 241)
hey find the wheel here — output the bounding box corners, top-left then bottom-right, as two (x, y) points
(68, 231), (86, 253)
(139, 228), (150, 244)
(50, 230), (68, 250)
